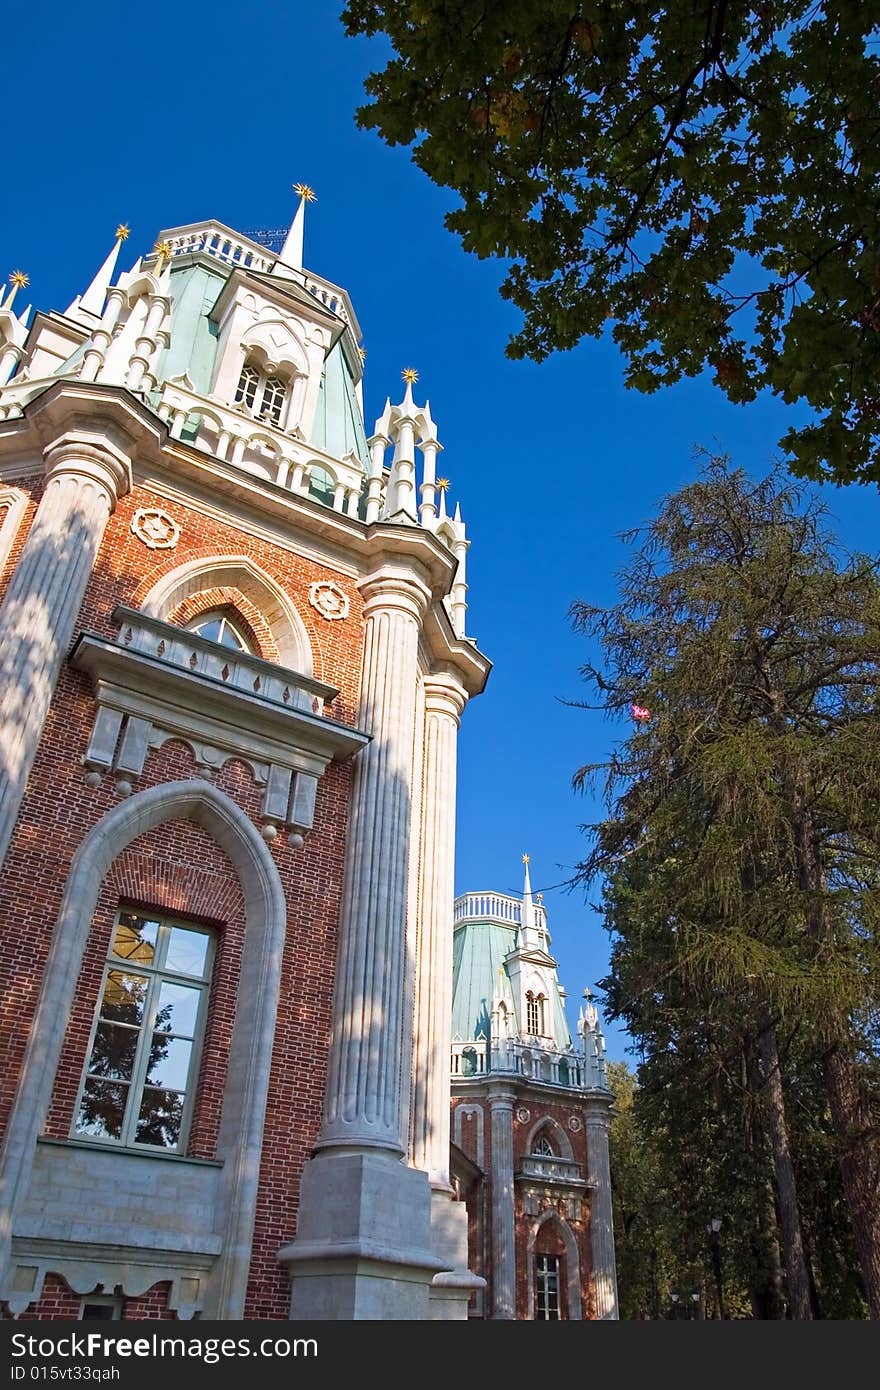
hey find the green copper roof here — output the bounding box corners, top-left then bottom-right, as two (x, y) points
(451, 919), (517, 1041)
(451, 917), (575, 1050)
(312, 341), (369, 468)
(155, 263), (222, 396)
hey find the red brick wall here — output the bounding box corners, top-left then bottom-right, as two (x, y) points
(10, 1273), (176, 1320)
(0, 475), (363, 1320)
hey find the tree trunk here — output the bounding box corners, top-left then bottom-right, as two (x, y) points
(755, 1015), (814, 1319)
(821, 1037), (880, 1318)
(793, 800), (880, 1319)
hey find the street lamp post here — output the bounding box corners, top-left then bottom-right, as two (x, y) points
(707, 1217), (725, 1320)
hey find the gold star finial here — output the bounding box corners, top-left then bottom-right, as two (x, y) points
(402, 367), (419, 385)
(358, 346), (366, 362)
(294, 183), (317, 203)
(522, 852), (530, 866)
(436, 477), (450, 492)
(537, 892), (543, 903)
(153, 241), (173, 266)
(9, 271), (29, 290)
(116, 223), (131, 242)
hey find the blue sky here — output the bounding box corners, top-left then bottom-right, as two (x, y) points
(5, 3), (878, 1062)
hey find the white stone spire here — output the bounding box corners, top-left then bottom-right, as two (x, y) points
(69, 224), (129, 320)
(276, 183), (315, 272)
(4, 272), (29, 311)
(383, 368), (421, 523)
(0, 278), (30, 387)
(518, 853), (542, 951)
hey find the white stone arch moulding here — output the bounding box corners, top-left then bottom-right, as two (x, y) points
(0, 488), (28, 576)
(453, 1103), (485, 1170)
(526, 1209), (582, 1321)
(239, 320), (309, 379)
(0, 779), (287, 1320)
(525, 1114), (574, 1161)
(140, 553), (314, 675)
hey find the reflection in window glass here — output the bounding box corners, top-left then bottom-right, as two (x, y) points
(187, 611), (251, 653)
(74, 908), (212, 1152)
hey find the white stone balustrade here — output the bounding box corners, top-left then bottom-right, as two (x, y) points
(159, 223), (360, 336)
(453, 890), (548, 935)
(155, 380), (368, 512)
(451, 1035), (604, 1091)
(518, 1154), (586, 1185)
(114, 606), (332, 714)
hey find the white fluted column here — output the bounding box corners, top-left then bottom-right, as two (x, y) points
(489, 1084), (517, 1319)
(0, 437), (131, 869)
(317, 570), (427, 1152)
(410, 675), (484, 1318)
(283, 566), (446, 1318)
(585, 1102), (619, 1319)
(410, 674), (466, 1186)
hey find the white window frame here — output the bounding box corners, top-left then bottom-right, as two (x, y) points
(535, 1254), (562, 1321)
(73, 907), (214, 1154)
(185, 608), (253, 653)
(234, 360), (290, 426)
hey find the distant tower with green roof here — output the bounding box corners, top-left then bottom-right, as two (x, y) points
(449, 858), (618, 1320)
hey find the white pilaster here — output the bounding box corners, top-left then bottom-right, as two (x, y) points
(585, 1102), (619, 1319)
(283, 564), (445, 1318)
(410, 674), (466, 1185)
(489, 1085), (517, 1318)
(317, 567), (427, 1152)
(0, 436), (131, 870)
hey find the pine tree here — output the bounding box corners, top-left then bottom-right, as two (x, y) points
(574, 459), (880, 1315)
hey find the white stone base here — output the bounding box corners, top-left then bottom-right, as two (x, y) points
(428, 1190), (484, 1320)
(280, 1152), (445, 1320)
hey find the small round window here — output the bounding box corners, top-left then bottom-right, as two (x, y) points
(186, 610), (252, 653)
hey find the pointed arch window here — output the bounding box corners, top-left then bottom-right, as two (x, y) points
(532, 1134), (555, 1157)
(74, 907), (213, 1152)
(234, 360), (289, 426)
(536, 1255), (561, 1320)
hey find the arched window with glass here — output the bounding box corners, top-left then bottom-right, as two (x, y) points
(185, 609), (253, 654)
(234, 359), (290, 427)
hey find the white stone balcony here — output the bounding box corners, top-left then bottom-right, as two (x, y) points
(155, 378), (370, 513)
(71, 606), (369, 840)
(518, 1154), (586, 1186)
(451, 1036), (604, 1090)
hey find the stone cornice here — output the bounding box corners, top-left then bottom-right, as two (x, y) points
(452, 1078), (611, 1107)
(211, 265), (343, 343)
(0, 381), (492, 697)
(10, 378), (167, 466)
